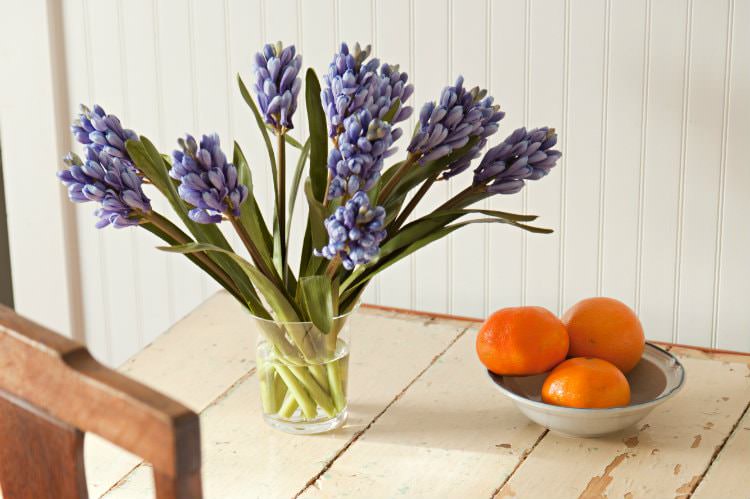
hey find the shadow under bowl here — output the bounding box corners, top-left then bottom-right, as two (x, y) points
(487, 343), (685, 438)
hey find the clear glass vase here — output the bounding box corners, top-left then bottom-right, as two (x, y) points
(251, 308), (354, 434)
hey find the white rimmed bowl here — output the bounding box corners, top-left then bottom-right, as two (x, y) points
(487, 343), (685, 437)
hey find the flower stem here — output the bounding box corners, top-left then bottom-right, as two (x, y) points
(437, 184), (483, 211)
(392, 171), (439, 231)
(327, 360), (346, 413)
(276, 132), (288, 285)
(325, 257), (341, 279)
(272, 363), (318, 419)
(146, 211), (243, 299)
(228, 215), (284, 290)
(377, 155), (417, 205)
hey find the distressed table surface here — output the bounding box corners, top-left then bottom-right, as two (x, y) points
(87, 292), (750, 499)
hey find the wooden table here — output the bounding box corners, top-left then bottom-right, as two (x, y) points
(86, 292), (750, 499)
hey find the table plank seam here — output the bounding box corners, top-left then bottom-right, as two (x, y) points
(293, 324), (474, 499)
(490, 429), (549, 499)
(97, 367), (259, 498)
(684, 391), (750, 498)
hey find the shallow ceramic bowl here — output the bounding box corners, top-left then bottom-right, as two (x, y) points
(487, 343), (685, 437)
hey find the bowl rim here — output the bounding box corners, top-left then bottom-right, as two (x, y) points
(487, 342), (686, 415)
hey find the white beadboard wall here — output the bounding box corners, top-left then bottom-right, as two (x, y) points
(3, 0), (749, 365)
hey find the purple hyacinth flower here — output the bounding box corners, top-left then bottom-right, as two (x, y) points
(408, 76), (505, 177)
(326, 109), (396, 200)
(473, 127), (561, 194)
(321, 42), (381, 138)
(70, 104), (138, 162)
(252, 42), (302, 129)
(314, 191), (387, 270)
(57, 147), (152, 229)
(170, 134), (248, 224)
(367, 63), (414, 127)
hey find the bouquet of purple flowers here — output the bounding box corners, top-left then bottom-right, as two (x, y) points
(58, 41), (561, 432)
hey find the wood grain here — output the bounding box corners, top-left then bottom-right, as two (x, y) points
(298, 328), (548, 498)
(100, 307), (472, 498)
(85, 292), (254, 497)
(90, 294), (750, 498)
(0, 391), (86, 499)
(0, 304), (202, 499)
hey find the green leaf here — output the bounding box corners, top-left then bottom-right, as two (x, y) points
(382, 98), (401, 123)
(159, 242), (300, 322)
(389, 137), (480, 204)
(127, 137), (263, 310)
(279, 130), (304, 149)
(233, 142), (274, 268)
(287, 138), (311, 241)
(425, 208), (538, 223)
(305, 68), (328, 202)
(299, 275), (334, 335)
(237, 73), (278, 189)
(304, 179), (329, 252)
(341, 217), (552, 295)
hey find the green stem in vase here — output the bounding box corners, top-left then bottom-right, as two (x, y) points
(278, 394), (299, 419)
(288, 365), (337, 417)
(273, 363), (318, 419)
(327, 359), (347, 413)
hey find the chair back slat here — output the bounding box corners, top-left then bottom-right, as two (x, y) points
(0, 391), (87, 499)
(0, 305), (202, 499)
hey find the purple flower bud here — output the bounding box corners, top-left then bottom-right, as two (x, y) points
(473, 127), (561, 195)
(59, 107), (151, 229)
(408, 77), (505, 178)
(170, 134), (248, 224)
(252, 42), (302, 129)
(326, 109), (394, 200)
(70, 104), (138, 163)
(314, 191), (387, 269)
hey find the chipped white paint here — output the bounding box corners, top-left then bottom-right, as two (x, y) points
(299, 329), (547, 499)
(494, 353), (750, 499)
(89, 294), (750, 498)
(95, 292), (470, 498)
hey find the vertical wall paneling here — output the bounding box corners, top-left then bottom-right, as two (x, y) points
(8, 0), (748, 365)
(600, 0), (648, 308)
(373, 0), (414, 309)
(85, 0), (142, 365)
(526, 0), (566, 314)
(154, 0), (207, 325)
(560, 0), (606, 312)
(62, 0), (110, 360)
(638, 0), (690, 343)
(120, 0), (174, 347)
(0, 2), (76, 339)
(450, 0), (487, 318)
(717, 0), (749, 352)
(413, 0), (450, 314)
(676, 0), (731, 347)
(486, 0), (526, 315)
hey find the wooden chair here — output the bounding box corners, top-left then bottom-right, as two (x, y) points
(0, 305), (202, 499)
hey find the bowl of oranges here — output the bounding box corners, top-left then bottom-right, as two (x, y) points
(478, 297), (685, 437)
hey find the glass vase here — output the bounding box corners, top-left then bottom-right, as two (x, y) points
(252, 308), (354, 434)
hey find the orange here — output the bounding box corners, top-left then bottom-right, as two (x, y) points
(562, 297), (645, 374)
(476, 306), (568, 376)
(541, 357), (631, 408)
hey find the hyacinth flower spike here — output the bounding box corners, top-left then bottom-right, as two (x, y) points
(388, 77), (505, 228)
(314, 191), (387, 272)
(321, 43), (413, 204)
(170, 134), (282, 286)
(440, 126), (561, 211)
